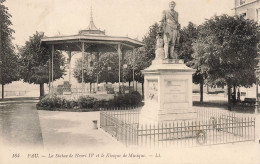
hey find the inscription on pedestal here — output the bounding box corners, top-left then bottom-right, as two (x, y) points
(162, 59), (184, 64)
(163, 80), (187, 104)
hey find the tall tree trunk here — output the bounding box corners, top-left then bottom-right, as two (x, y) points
(1, 84), (4, 100)
(141, 82), (144, 99)
(136, 81), (138, 91)
(129, 81), (131, 93)
(233, 86), (237, 104)
(96, 73), (99, 92)
(0, 23), (2, 100)
(227, 84), (232, 110)
(200, 80), (204, 102)
(90, 83), (92, 93)
(237, 88), (241, 102)
(40, 83), (44, 97)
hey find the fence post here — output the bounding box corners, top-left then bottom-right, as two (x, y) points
(125, 123), (128, 146)
(253, 117), (256, 142)
(165, 123), (167, 147)
(136, 124), (139, 146)
(100, 109), (102, 129)
(250, 117), (253, 141)
(157, 123), (160, 148)
(141, 125), (143, 147)
(184, 122), (186, 147)
(177, 122), (179, 147)
(247, 117), (249, 141)
(153, 124), (156, 148)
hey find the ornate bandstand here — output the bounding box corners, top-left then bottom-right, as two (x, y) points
(41, 9), (144, 95)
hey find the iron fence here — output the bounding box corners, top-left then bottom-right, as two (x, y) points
(100, 108), (255, 147)
(100, 107), (140, 146)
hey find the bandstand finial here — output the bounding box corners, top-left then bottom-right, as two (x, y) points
(79, 0), (105, 35)
(90, 3), (93, 22)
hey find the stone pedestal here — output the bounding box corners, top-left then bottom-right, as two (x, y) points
(139, 59), (197, 124)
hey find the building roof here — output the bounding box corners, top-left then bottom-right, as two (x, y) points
(41, 7), (143, 52)
(78, 6), (106, 36)
(41, 34), (144, 51)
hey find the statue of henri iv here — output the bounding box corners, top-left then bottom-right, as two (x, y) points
(159, 1), (180, 59)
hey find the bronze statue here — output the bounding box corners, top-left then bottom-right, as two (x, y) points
(160, 1), (180, 59)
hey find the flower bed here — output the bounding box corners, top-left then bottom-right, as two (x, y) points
(36, 91), (142, 112)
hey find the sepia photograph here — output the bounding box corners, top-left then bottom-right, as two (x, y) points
(0, 0), (259, 163)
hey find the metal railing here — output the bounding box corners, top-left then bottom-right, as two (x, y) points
(100, 107), (139, 146)
(100, 108), (255, 147)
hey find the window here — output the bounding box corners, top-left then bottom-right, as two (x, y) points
(240, 12), (247, 18)
(240, 0), (246, 5)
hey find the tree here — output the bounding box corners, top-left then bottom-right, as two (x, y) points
(19, 32), (66, 97)
(124, 22), (160, 96)
(0, 0), (19, 99)
(142, 22), (160, 65)
(179, 22), (207, 102)
(73, 52), (120, 92)
(189, 40), (208, 102)
(179, 22), (199, 62)
(73, 54), (98, 92)
(134, 48), (148, 95)
(192, 15), (259, 109)
(97, 53), (119, 84)
(122, 51), (134, 87)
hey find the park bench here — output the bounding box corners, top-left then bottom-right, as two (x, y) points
(242, 98), (256, 106)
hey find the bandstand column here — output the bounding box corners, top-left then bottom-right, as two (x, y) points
(122, 50), (125, 91)
(67, 51), (72, 84)
(81, 42), (85, 95)
(96, 52), (100, 92)
(49, 52), (51, 94)
(51, 44), (54, 96)
(118, 44), (121, 92)
(132, 48), (135, 89)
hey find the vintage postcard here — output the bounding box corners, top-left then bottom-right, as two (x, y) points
(0, 0), (259, 163)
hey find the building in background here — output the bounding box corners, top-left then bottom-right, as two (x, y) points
(233, 0), (260, 23)
(233, 0), (260, 100)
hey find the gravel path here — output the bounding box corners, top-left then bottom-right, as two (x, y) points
(0, 98), (43, 148)
(38, 110), (123, 151)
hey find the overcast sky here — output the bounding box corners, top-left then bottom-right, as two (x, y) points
(5, 0), (234, 47)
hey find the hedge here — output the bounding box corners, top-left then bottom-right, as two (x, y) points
(36, 92), (142, 112)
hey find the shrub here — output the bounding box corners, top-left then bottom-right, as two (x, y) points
(93, 99), (107, 109)
(37, 92), (142, 111)
(63, 81), (72, 92)
(61, 99), (69, 108)
(37, 95), (63, 109)
(57, 85), (63, 95)
(112, 92), (142, 107)
(130, 91), (142, 105)
(70, 100), (78, 109)
(78, 96), (97, 109)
